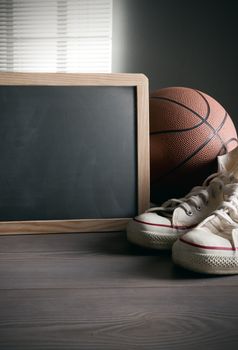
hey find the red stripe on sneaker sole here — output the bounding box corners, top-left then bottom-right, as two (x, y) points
(180, 237), (238, 251)
(134, 218), (197, 230)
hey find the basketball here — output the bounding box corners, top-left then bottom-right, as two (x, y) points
(150, 87), (238, 204)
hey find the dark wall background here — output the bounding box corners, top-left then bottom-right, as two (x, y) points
(112, 0), (238, 126)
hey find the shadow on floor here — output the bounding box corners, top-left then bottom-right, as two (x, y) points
(94, 231), (226, 281)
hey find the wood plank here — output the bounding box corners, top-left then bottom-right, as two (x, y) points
(0, 72), (148, 86)
(0, 232), (238, 289)
(0, 287), (237, 350)
(0, 218), (130, 235)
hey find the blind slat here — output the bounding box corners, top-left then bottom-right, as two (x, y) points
(0, 0), (112, 73)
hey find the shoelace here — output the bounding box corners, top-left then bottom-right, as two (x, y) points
(198, 182), (238, 230)
(147, 171), (234, 218)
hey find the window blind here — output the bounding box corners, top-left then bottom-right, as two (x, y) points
(0, 0), (112, 72)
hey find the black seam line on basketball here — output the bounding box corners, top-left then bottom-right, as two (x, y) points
(158, 111), (228, 181)
(152, 93), (226, 147)
(151, 93), (226, 149)
(194, 89), (226, 150)
(150, 95), (211, 135)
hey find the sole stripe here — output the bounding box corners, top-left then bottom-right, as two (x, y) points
(180, 237), (238, 251)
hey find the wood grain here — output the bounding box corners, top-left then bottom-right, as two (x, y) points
(137, 80), (150, 214)
(0, 231), (238, 350)
(0, 72), (148, 86)
(0, 232), (237, 289)
(0, 288), (238, 350)
(0, 218), (130, 235)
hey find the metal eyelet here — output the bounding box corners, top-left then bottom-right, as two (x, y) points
(196, 206), (201, 211)
(186, 210), (193, 216)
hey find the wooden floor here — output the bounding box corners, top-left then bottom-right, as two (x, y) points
(0, 231), (238, 350)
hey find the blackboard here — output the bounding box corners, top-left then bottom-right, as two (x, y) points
(0, 73), (149, 234)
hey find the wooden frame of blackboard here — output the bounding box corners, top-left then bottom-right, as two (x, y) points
(0, 73), (149, 235)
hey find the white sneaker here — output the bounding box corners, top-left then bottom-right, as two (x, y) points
(127, 146), (238, 250)
(172, 180), (238, 274)
(127, 172), (231, 249)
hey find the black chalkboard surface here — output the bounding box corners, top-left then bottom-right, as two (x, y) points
(0, 73), (149, 234)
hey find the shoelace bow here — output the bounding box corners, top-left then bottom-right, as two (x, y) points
(147, 171), (234, 218)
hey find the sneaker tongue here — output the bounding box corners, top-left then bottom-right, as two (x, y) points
(157, 211), (172, 219)
(152, 200), (180, 219)
(172, 207), (193, 226)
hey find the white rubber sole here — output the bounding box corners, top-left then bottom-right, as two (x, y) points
(172, 239), (238, 275)
(126, 219), (185, 250)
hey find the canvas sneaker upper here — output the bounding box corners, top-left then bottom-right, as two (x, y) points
(172, 178), (238, 274)
(127, 146), (238, 250)
(127, 172), (232, 249)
